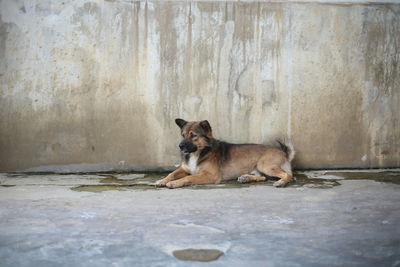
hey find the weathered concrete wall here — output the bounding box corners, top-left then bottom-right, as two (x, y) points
(0, 0), (399, 172)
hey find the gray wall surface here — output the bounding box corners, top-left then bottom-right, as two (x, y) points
(0, 0), (399, 172)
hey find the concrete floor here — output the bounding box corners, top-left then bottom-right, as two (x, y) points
(0, 170), (399, 266)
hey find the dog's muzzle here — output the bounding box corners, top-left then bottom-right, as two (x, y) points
(179, 140), (197, 153)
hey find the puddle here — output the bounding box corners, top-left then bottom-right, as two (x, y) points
(71, 184), (158, 192)
(66, 170), (400, 192)
(189, 173), (342, 189)
(99, 175), (141, 185)
(69, 172), (342, 192)
(70, 173), (163, 192)
(3, 170), (399, 192)
(99, 173), (159, 185)
(324, 171), (400, 185)
(291, 174), (341, 189)
(173, 249), (223, 262)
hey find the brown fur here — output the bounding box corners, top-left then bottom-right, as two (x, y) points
(155, 119), (295, 188)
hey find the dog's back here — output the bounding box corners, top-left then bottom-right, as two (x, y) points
(217, 142), (291, 180)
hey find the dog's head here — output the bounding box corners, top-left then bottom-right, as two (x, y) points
(175, 118), (213, 154)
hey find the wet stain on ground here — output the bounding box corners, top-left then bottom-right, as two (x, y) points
(67, 172), (347, 192)
(172, 249), (224, 262)
(71, 184), (159, 192)
(290, 174), (341, 189)
(98, 173), (160, 185)
(71, 173), (162, 192)
(70, 170), (400, 192)
(186, 175), (340, 190)
(99, 176), (135, 185)
(2, 170), (399, 192)
(325, 171), (400, 185)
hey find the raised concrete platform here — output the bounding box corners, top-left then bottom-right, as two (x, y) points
(0, 170), (399, 266)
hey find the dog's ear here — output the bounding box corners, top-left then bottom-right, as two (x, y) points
(175, 118), (188, 129)
(200, 120), (212, 136)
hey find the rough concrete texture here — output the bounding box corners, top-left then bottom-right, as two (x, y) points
(0, 1), (399, 171)
(0, 170), (399, 266)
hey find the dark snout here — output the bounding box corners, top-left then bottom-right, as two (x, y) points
(179, 140), (197, 154)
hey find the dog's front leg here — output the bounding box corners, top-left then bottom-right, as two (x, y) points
(166, 172), (220, 188)
(155, 167), (189, 187)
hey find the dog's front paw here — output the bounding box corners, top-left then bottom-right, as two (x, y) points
(237, 175), (251, 183)
(166, 180), (183, 189)
(155, 178), (168, 187)
(273, 179), (287, 188)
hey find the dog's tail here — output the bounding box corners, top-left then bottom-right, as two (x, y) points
(276, 140), (296, 162)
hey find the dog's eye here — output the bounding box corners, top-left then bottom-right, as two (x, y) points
(192, 134), (197, 139)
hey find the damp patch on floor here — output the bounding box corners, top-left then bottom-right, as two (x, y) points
(172, 249), (224, 262)
(298, 169), (400, 185)
(325, 171), (400, 185)
(71, 183), (160, 192)
(0, 169), (399, 192)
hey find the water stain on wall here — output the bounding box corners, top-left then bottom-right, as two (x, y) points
(0, 1), (399, 171)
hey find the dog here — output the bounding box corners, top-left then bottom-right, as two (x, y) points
(155, 119), (295, 189)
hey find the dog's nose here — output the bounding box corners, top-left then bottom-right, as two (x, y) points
(179, 143), (185, 150)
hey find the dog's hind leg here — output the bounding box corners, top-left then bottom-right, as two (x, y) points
(254, 149), (294, 187)
(258, 164), (293, 187)
(237, 170), (267, 183)
(256, 157), (293, 188)
(268, 167), (293, 187)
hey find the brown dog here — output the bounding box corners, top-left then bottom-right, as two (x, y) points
(155, 119), (295, 189)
